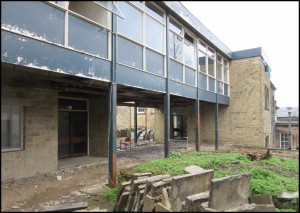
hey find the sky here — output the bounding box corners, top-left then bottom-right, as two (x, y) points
(181, 1), (299, 108)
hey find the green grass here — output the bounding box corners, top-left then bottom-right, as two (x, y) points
(129, 151), (298, 197)
(105, 187), (119, 202)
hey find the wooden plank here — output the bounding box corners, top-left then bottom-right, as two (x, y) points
(44, 202), (88, 212)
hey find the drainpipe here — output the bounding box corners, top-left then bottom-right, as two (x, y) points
(195, 42), (200, 152)
(164, 13), (170, 158)
(215, 52), (219, 151)
(108, 12), (117, 187)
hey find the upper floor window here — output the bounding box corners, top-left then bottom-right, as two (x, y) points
(169, 18), (196, 86)
(137, 107), (145, 114)
(265, 86), (269, 110)
(117, 2), (165, 76)
(1, 106), (23, 152)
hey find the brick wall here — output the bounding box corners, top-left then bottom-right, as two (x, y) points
(117, 106), (131, 130)
(1, 86), (58, 182)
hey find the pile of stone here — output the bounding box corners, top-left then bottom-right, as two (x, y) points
(113, 165), (276, 212)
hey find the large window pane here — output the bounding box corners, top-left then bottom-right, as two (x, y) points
(68, 15), (108, 58)
(2, 1), (64, 44)
(146, 16), (164, 52)
(199, 73), (207, 90)
(217, 62), (223, 81)
(198, 51), (206, 73)
(169, 31), (182, 61)
(146, 48), (164, 76)
(218, 81), (223, 94)
(1, 106), (23, 151)
(208, 47), (215, 58)
(208, 57), (215, 77)
(170, 59), (183, 82)
(117, 2), (142, 43)
(169, 19), (182, 35)
(184, 42), (195, 67)
(118, 37), (143, 69)
(224, 67), (229, 83)
(224, 84), (229, 96)
(145, 2), (163, 22)
(185, 67), (195, 86)
(69, 1), (110, 27)
(198, 40), (206, 53)
(209, 77), (215, 93)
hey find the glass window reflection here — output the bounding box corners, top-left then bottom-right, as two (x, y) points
(146, 16), (164, 52)
(117, 2), (142, 43)
(169, 32), (183, 61)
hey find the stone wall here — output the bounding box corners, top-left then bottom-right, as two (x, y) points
(1, 86), (58, 182)
(187, 102), (196, 145)
(200, 56), (272, 148)
(117, 106), (156, 130)
(89, 97), (109, 157)
(153, 106), (164, 143)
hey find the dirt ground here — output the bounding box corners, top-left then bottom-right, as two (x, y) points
(1, 141), (298, 212)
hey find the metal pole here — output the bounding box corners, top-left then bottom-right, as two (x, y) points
(164, 13), (170, 158)
(215, 52), (219, 151)
(134, 106), (137, 144)
(288, 111), (292, 149)
(195, 41), (200, 152)
(108, 13), (117, 187)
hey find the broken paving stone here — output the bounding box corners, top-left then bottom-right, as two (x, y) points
(184, 165), (205, 174)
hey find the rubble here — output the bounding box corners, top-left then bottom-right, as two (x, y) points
(113, 165), (276, 212)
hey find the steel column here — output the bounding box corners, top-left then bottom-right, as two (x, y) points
(195, 42), (200, 152)
(215, 52), (219, 151)
(164, 13), (171, 158)
(108, 12), (117, 187)
(134, 106), (138, 143)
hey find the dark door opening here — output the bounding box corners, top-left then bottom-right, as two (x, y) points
(58, 98), (87, 159)
(172, 115), (187, 139)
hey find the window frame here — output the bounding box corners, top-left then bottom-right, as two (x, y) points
(1, 106), (24, 152)
(116, 1), (166, 77)
(137, 107), (145, 114)
(169, 16), (196, 86)
(46, 1), (112, 61)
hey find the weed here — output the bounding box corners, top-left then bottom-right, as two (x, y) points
(105, 187), (119, 202)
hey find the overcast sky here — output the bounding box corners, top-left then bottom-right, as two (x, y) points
(181, 1), (299, 108)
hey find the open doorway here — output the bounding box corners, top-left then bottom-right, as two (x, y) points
(58, 98), (88, 159)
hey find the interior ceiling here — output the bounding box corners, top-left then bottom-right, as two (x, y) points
(2, 63), (194, 108)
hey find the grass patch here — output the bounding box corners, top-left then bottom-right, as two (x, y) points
(105, 187), (118, 202)
(130, 151), (298, 197)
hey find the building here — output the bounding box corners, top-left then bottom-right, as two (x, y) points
(1, 1), (274, 184)
(275, 107), (299, 149)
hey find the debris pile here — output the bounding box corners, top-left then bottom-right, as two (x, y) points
(113, 166), (276, 212)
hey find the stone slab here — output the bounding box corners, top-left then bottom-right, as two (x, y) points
(161, 188), (171, 209)
(142, 195), (155, 212)
(116, 192), (129, 212)
(155, 202), (173, 212)
(208, 173), (251, 211)
(183, 191), (209, 212)
(184, 165), (205, 174)
(169, 169), (214, 205)
(249, 194), (274, 205)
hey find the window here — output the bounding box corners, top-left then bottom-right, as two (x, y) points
(137, 107), (145, 114)
(265, 86), (269, 110)
(117, 2), (165, 76)
(69, 1), (110, 28)
(280, 133), (290, 149)
(1, 106), (23, 152)
(169, 18), (196, 85)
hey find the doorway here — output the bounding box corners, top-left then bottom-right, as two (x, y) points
(172, 115), (187, 139)
(58, 98), (88, 159)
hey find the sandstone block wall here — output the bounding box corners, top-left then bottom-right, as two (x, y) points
(1, 86), (58, 182)
(89, 97), (109, 157)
